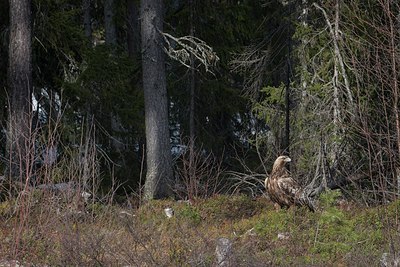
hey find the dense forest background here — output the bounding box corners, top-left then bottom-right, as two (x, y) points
(1, 0), (400, 205)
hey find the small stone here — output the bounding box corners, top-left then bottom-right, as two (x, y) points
(81, 191), (91, 202)
(164, 207), (174, 218)
(277, 232), (290, 240)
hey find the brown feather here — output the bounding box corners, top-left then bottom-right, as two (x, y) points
(266, 156), (315, 211)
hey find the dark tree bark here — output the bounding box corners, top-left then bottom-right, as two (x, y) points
(104, 0), (122, 153)
(104, 0), (117, 46)
(141, 0), (173, 199)
(283, 6), (292, 156)
(7, 0), (33, 180)
(188, 0), (196, 177)
(127, 0), (140, 59)
(83, 0), (92, 42)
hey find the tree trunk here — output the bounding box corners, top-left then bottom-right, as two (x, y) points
(104, 0), (117, 46)
(83, 0), (92, 42)
(7, 0), (33, 181)
(386, 0), (400, 192)
(331, 0), (341, 165)
(141, 0), (174, 199)
(188, 0), (196, 176)
(127, 0), (140, 59)
(283, 4), (292, 155)
(104, 0), (124, 157)
(300, 0), (309, 95)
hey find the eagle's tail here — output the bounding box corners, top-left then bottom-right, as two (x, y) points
(295, 190), (316, 212)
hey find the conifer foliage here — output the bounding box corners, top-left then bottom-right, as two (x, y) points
(0, 0), (399, 202)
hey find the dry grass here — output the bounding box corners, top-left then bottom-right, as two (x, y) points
(0, 191), (398, 266)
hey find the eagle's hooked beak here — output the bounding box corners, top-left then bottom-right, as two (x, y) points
(284, 157), (292, 163)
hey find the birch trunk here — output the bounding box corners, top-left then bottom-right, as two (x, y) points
(314, 2), (355, 116)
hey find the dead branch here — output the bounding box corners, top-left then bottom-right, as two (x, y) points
(313, 3), (355, 115)
(174, 140), (225, 199)
(227, 171), (266, 197)
(229, 44), (270, 98)
(161, 32), (219, 74)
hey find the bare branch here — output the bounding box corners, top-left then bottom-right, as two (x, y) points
(161, 32), (219, 74)
(313, 3), (355, 115)
(227, 171), (266, 197)
(229, 44), (270, 98)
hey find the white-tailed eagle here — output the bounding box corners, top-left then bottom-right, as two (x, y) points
(265, 155), (315, 212)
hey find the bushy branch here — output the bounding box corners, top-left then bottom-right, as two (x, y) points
(174, 140), (225, 200)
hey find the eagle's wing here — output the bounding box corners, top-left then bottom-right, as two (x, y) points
(277, 177), (316, 212)
(264, 176), (269, 190)
(268, 177), (300, 207)
(277, 177), (302, 196)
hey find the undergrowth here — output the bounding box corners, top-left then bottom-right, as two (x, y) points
(0, 191), (398, 266)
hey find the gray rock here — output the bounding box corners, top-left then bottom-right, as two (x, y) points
(216, 237), (233, 266)
(380, 252), (400, 267)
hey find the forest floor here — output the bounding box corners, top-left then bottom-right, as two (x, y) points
(0, 190), (398, 266)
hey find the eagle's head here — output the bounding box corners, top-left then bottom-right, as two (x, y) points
(271, 155), (291, 175)
(278, 155), (291, 162)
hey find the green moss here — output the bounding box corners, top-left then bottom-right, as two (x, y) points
(318, 189), (342, 208)
(176, 204), (201, 226)
(253, 210), (292, 238)
(310, 190), (366, 261)
(198, 194), (263, 222)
